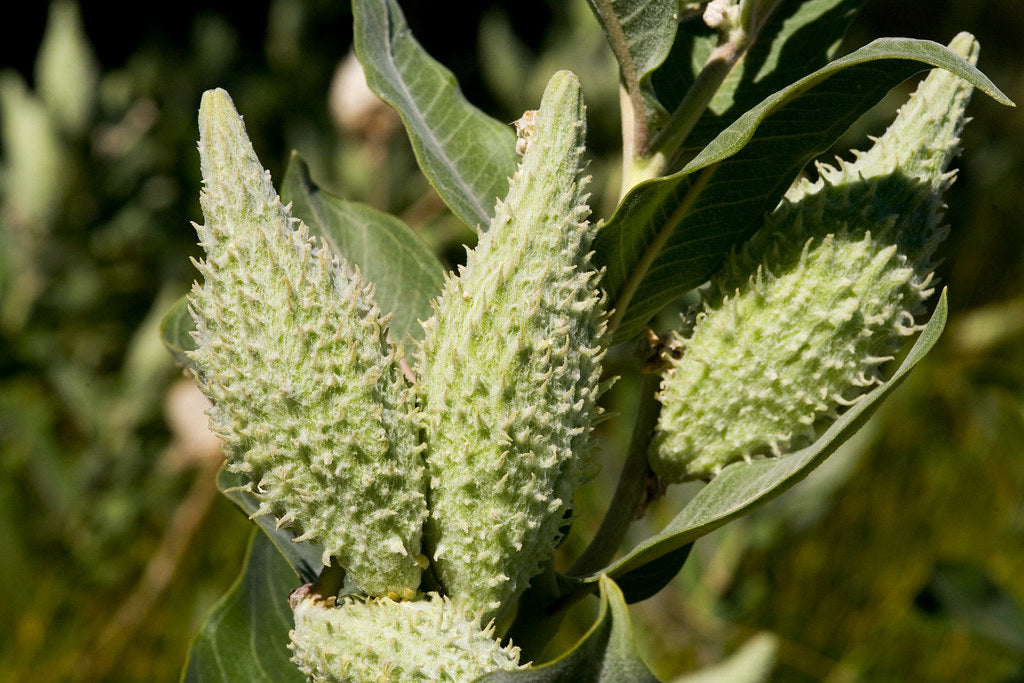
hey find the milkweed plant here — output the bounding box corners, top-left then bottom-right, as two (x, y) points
(161, 0), (1013, 680)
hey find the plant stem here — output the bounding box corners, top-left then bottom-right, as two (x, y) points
(569, 371), (661, 577)
(636, 39), (745, 188)
(655, 44), (737, 162)
(624, 0), (784, 190)
(591, 0), (650, 162)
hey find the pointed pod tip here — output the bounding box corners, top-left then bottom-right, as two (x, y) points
(198, 88), (239, 128)
(198, 88), (253, 153)
(948, 32), (979, 66)
(537, 69), (583, 124)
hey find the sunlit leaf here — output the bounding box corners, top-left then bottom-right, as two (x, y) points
(596, 39), (1011, 344)
(352, 0), (519, 230)
(183, 531), (304, 683)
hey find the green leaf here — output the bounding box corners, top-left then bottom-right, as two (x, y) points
(585, 0), (679, 146)
(651, 0), (866, 156)
(217, 467), (324, 586)
(352, 0), (519, 230)
(183, 530), (304, 683)
(587, 291), (949, 582)
(613, 542), (692, 604)
(477, 576), (657, 683)
(281, 154), (444, 356)
(596, 38), (1012, 344)
(160, 295), (196, 372)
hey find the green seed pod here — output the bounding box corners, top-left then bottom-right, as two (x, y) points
(650, 34), (979, 482)
(289, 592), (524, 682)
(416, 71), (605, 619)
(189, 88), (427, 596)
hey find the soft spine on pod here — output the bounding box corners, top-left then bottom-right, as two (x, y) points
(650, 33), (979, 482)
(416, 70), (606, 620)
(289, 592), (524, 682)
(189, 88), (427, 596)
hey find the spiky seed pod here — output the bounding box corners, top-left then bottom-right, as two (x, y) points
(650, 33), (980, 482)
(189, 88), (427, 596)
(416, 71), (606, 620)
(289, 592), (524, 682)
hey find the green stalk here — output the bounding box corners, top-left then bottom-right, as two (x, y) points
(569, 372), (662, 577)
(623, 0), (782, 191)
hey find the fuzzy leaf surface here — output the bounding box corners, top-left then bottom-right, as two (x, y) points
(579, 291), (948, 581)
(477, 576), (657, 683)
(183, 531), (303, 683)
(585, 0), (679, 129)
(596, 38), (1011, 344)
(352, 0), (518, 230)
(281, 154), (444, 355)
(651, 0), (865, 155)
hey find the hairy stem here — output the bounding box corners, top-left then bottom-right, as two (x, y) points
(590, 0), (650, 162)
(625, 0), (783, 189)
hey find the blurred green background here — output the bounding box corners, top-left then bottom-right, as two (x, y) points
(1, 1), (1021, 681)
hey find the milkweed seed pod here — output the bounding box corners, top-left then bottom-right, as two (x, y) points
(416, 71), (606, 620)
(650, 33), (980, 482)
(189, 88), (427, 596)
(289, 592), (524, 682)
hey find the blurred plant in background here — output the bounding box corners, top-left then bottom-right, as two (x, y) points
(0, 3), (241, 680)
(1, 1), (1022, 681)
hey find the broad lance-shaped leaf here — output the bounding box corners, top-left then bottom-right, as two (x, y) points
(650, 0), (865, 158)
(584, 0), (679, 152)
(353, 0), (518, 230)
(189, 88), (427, 597)
(183, 531), (305, 683)
(651, 32), (980, 481)
(289, 592), (524, 681)
(595, 37), (1013, 344)
(417, 71), (606, 622)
